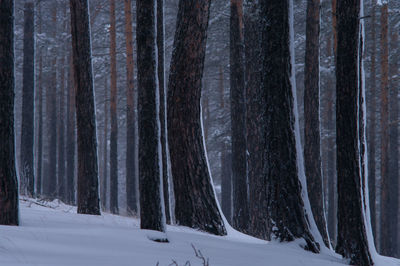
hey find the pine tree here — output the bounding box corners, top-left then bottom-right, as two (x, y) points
(70, 0), (101, 215)
(0, 0), (19, 226)
(167, 0), (227, 236)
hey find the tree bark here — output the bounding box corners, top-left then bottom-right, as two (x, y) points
(335, 0), (373, 264)
(70, 0), (100, 215)
(157, 0), (171, 224)
(230, 0), (249, 233)
(167, 0), (227, 236)
(304, 0), (329, 247)
(137, 0), (165, 232)
(0, 0), (19, 226)
(109, 0), (119, 215)
(124, 0), (137, 216)
(20, 2), (35, 197)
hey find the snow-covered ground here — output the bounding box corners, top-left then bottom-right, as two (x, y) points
(0, 199), (398, 266)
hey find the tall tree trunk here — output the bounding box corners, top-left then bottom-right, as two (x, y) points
(367, 0), (377, 242)
(259, 0), (319, 252)
(109, 0), (119, 215)
(157, 0), (170, 224)
(0, 0), (19, 226)
(304, 0), (329, 247)
(137, 0), (166, 233)
(70, 0), (100, 215)
(230, 0), (248, 233)
(36, 2), (44, 197)
(66, 53), (76, 205)
(221, 144), (232, 224)
(379, 2), (392, 257)
(335, 0), (373, 264)
(102, 78), (108, 211)
(167, 0), (227, 236)
(124, 0), (137, 216)
(20, 2), (35, 197)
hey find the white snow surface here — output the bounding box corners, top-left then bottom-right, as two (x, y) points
(1, 199), (399, 266)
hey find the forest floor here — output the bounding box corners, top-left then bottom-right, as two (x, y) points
(0, 199), (399, 266)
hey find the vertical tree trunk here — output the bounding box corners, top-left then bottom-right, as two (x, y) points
(157, 0), (171, 224)
(304, 0), (329, 247)
(124, 0), (137, 216)
(102, 78), (108, 211)
(70, 0), (100, 215)
(367, 0), (377, 242)
(230, 0), (249, 233)
(259, 0), (319, 252)
(137, 0), (166, 233)
(109, 0), (119, 215)
(0, 0), (19, 226)
(20, 2), (35, 197)
(66, 53), (76, 205)
(221, 144), (232, 224)
(167, 0), (227, 236)
(379, 2), (392, 257)
(36, 2), (44, 197)
(335, 0), (373, 264)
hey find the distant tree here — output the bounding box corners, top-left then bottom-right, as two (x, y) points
(335, 0), (373, 264)
(303, 0), (329, 247)
(0, 0), (19, 226)
(230, 0), (249, 232)
(101, 77), (108, 211)
(137, 0), (165, 232)
(20, 2), (35, 197)
(124, 0), (137, 216)
(167, 0), (227, 236)
(70, 0), (101, 215)
(109, 0), (119, 215)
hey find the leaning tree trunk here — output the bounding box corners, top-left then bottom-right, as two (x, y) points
(303, 0), (329, 247)
(157, 0), (171, 224)
(124, 0), (137, 216)
(167, 0), (226, 236)
(230, 0), (249, 233)
(20, 2), (35, 197)
(0, 0), (19, 226)
(335, 0), (373, 264)
(137, 0), (166, 233)
(109, 0), (119, 215)
(70, 0), (100, 215)
(259, 0), (319, 252)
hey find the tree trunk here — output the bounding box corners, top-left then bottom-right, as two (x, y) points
(221, 144), (232, 224)
(230, 0), (249, 233)
(109, 0), (119, 215)
(124, 0), (137, 216)
(101, 78), (109, 211)
(66, 53), (76, 205)
(367, 0), (377, 242)
(167, 0), (227, 236)
(70, 0), (100, 215)
(0, 0), (19, 226)
(304, 0), (329, 247)
(259, 0), (319, 252)
(137, 0), (165, 233)
(20, 2), (35, 197)
(157, 0), (171, 224)
(335, 0), (373, 264)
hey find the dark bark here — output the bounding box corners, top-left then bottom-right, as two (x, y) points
(109, 0), (119, 215)
(230, 0), (249, 233)
(259, 0), (318, 252)
(335, 0), (373, 264)
(20, 2), (35, 197)
(167, 0), (226, 236)
(0, 0), (19, 226)
(70, 0), (100, 215)
(221, 144), (232, 224)
(66, 54), (76, 205)
(137, 0), (165, 232)
(36, 2), (43, 197)
(304, 0), (329, 247)
(124, 0), (137, 216)
(157, 0), (170, 224)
